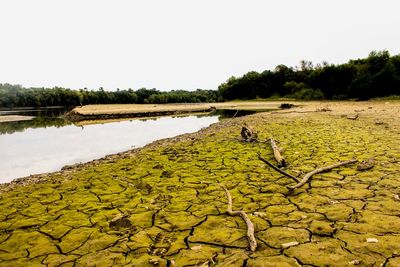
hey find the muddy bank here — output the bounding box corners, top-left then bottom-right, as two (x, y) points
(0, 101), (400, 266)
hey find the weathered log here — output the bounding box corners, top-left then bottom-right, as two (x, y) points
(220, 184), (257, 252)
(241, 124), (257, 142)
(258, 155), (300, 182)
(270, 138), (286, 167)
(288, 159), (357, 189)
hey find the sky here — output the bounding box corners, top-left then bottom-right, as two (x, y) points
(0, 0), (399, 91)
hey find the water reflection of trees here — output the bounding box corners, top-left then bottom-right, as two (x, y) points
(0, 117), (72, 135)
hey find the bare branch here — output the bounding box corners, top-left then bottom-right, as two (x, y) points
(288, 159), (358, 189)
(220, 184), (257, 252)
(258, 155), (300, 182)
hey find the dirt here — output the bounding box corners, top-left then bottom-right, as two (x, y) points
(0, 101), (399, 266)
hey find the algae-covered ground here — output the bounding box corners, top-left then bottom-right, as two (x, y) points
(0, 101), (399, 266)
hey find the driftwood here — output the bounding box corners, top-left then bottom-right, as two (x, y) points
(241, 124), (258, 142)
(258, 155), (299, 182)
(220, 184), (257, 252)
(288, 159), (357, 189)
(270, 138), (286, 167)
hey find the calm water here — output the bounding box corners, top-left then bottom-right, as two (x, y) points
(0, 107), (263, 183)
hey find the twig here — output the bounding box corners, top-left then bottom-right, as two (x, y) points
(220, 184), (257, 252)
(258, 155), (300, 182)
(288, 159), (358, 189)
(270, 138), (286, 167)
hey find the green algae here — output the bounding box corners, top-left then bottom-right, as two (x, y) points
(0, 102), (399, 266)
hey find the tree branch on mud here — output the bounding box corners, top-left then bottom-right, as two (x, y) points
(220, 184), (257, 252)
(269, 138), (286, 167)
(258, 155), (300, 183)
(288, 159), (357, 189)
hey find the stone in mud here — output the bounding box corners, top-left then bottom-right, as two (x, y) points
(357, 158), (375, 171)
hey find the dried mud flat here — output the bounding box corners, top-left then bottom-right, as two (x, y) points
(0, 101), (399, 266)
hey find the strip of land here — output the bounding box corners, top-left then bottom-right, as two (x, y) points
(0, 115), (35, 123)
(65, 101), (287, 121)
(0, 101), (399, 266)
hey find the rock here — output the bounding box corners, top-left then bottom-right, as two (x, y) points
(394, 194), (400, 200)
(349, 260), (361, 265)
(357, 158), (375, 171)
(191, 245), (202, 251)
(374, 119), (385, 125)
(281, 241), (299, 248)
(347, 114), (359, 120)
(366, 238), (378, 243)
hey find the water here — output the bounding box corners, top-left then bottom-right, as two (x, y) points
(0, 106), (264, 183)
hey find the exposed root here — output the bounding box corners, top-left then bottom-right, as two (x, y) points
(270, 138), (286, 167)
(220, 184), (257, 252)
(258, 155), (300, 183)
(288, 159), (358, 189)
(241, 124), (258, 142)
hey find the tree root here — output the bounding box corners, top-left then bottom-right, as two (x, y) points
(258, 155), (300, 183)
(269, 138), (286, 167)
(241, 123), (258, 142)
(288, 159), (358, 189)
(220, 184), (257, 252)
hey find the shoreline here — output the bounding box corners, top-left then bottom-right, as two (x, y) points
(0, 100), (399, 265)
(0, 116), (234, 193)
(2, 100), (399, 192)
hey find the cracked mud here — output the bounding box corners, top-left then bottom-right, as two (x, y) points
(0, 101), (399, 266)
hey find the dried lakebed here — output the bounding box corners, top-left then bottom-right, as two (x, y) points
(0, 102), (399, 266)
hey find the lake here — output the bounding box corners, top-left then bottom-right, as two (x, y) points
(0, 108), (257, 183)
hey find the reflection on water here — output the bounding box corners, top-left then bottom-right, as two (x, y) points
(0, 115), (219, 183)
(0, 117), (71, 135)
(0, 107), (267, 183)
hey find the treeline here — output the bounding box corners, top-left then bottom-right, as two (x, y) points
(218, 50), (400, 100)
(0, 85), (220, 108)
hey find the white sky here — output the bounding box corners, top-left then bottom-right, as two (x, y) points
(0, 0), (399, 91)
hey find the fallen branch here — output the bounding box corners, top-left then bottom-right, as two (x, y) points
(288, 159), (357, 189)
(220, 184), (257, 252)
(258, 155), (300, 182)
(270, 138), (286, 167)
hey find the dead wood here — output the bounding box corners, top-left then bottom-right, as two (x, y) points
(241, 124), (258, 142)
(220, 184), (257, 252)
(258, 155), (300, 182)
(270, 138), (286, 167)
(288, 159), (358, 189)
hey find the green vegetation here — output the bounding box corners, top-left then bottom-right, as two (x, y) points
(0, 86), (220, 108)
(1, 51), (399, 108)
(218, 50), (400, 100)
